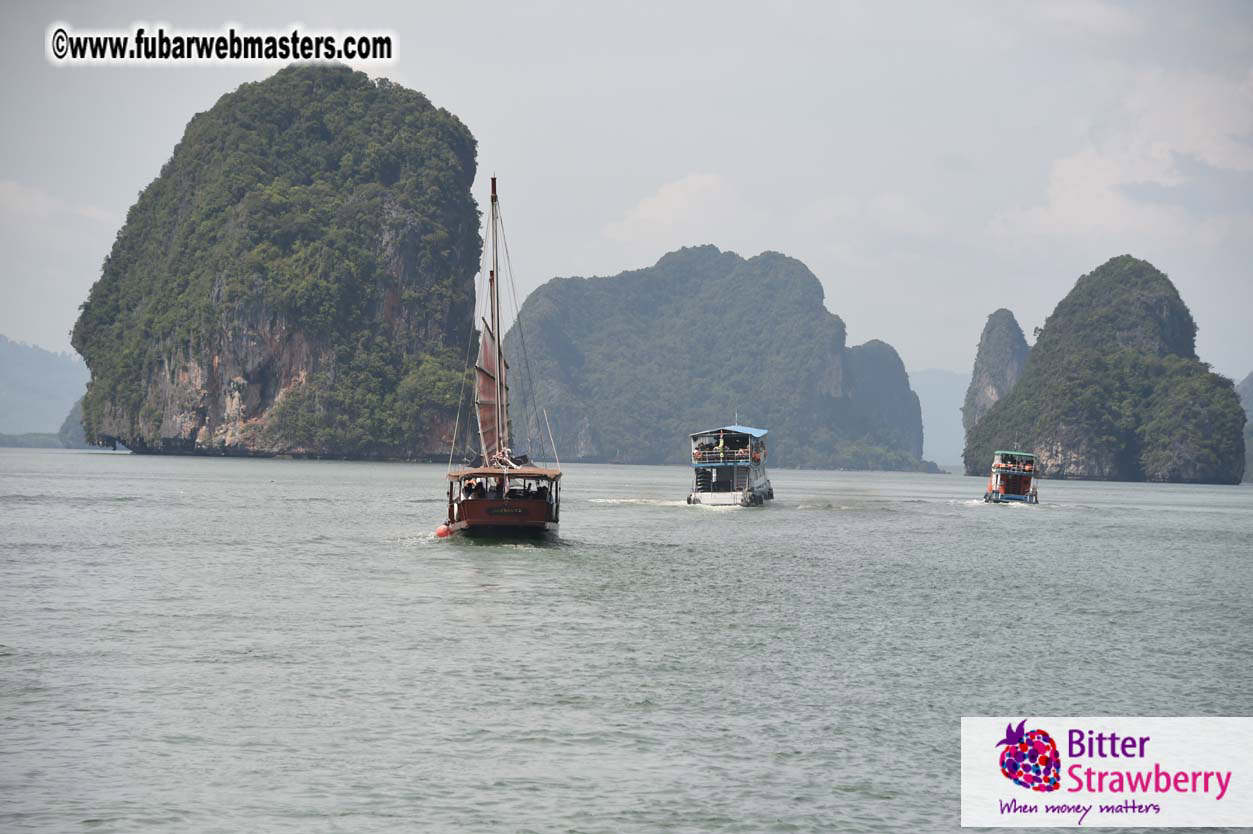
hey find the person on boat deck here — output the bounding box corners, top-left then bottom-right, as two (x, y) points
(473, 480), (486, 498)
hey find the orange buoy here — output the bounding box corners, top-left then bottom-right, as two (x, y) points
(435, 525), (452, 538)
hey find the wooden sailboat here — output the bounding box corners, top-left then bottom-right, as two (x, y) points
(439, 177), (562, 538)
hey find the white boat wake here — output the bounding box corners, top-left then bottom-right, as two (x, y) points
(588, 498), (697, 508)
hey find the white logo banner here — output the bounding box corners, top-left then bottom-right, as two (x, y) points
(961, 717), (1253, 827)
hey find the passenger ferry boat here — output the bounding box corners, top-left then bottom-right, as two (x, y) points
(983, 450), (1039, 504)
(438, 178), (561, 538)
(687, 425), (773, 506)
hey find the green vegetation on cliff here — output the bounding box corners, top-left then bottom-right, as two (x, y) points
(964, 256), (1245, 483)
(262, 348), (466, 455)
(72, 65), (480, 457)
(1238, 372), (1253, 483)
(57, 399), (87, 448)
(505, 245), (931, 470)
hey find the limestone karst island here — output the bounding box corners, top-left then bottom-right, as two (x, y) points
(57, 70), (1245, 486)
(71, 66), (479, 460)
(962, 256), (1244, 485)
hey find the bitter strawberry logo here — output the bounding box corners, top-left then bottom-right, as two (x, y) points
(996, 719), (1061, 792)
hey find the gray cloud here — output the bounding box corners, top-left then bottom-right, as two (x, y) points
(1121, 153), (1253, 216)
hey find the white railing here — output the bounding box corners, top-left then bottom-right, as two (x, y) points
(692, 449), (759, 463)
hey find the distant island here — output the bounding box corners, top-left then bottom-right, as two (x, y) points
(963, 256), (1245, 484)
(0, 335), (90, 449)
(504, 245), (937, 471)
(0, 399), (89, 451)
(0, 335), (88, 434)
(71, 65), (480, 459)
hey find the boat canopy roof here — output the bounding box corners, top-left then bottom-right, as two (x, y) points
(448, 465), (562, 480)
(994, 450), (1034, 458)
(691, 425), (768, 440)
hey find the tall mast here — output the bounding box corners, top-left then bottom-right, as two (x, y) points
(490, 176), (506, 452)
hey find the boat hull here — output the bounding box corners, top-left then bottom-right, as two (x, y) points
(688, 480), (773, 507)
(457, 522), (556, 538)
(449, 496), (557, 536)
(984, 491), (1038, 504)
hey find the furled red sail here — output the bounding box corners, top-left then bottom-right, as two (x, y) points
(474, 319), (509, 458)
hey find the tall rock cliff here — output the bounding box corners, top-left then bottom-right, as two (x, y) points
(71, 66), (480, 458)
(963, 255), (1245, 483)
(961, 309), (1029, 433)
(503, 246), (931, 470)
(1238, 372), (1253, 483)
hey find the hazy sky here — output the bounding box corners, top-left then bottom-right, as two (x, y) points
(2, 1), (1251, 379)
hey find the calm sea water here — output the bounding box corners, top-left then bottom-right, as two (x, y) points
(2, 448), (1251, 832)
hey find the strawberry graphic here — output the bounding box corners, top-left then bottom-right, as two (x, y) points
(996, 719), (1061, 792)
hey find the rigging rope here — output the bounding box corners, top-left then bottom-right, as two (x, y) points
(496, 201), (550, 463)
(447, 215), (493, 472)
(501, 281), (534, 456)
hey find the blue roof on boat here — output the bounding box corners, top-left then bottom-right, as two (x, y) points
(691, 425), (768, 438)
